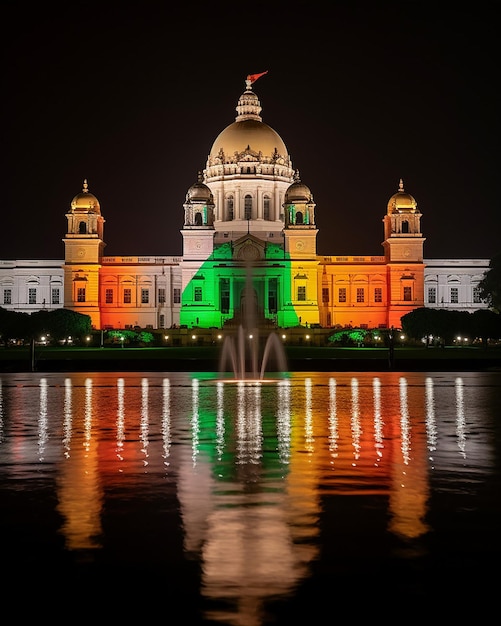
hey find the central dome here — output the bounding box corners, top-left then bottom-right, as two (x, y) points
(203, 77), (295, 227)
(208, 85), (288, 163)
(210, 119), (287, 161)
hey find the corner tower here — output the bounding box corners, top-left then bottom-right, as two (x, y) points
(382, 179), (425, 327)
(63, 180), (105, 329)
(283, 172), (318, 259)
(282, 173), (320, 326)
(181, 174), (215, 261)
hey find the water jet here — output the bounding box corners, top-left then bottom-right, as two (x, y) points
(218, 264), (288, 380)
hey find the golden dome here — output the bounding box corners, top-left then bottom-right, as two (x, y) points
(186, 174), (214, 203)
(285, 175), (313, 203)
(387, 179), (418, 213)
(210, 120), (288, 161)
(209, 85), (288, 163)
(71, 180), (100, 213)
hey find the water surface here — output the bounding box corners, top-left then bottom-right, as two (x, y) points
(1, 370), (500, 622)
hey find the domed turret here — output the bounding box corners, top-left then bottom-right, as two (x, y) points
(387, 179), (418, 214)
(186, 177), (214, 204)
(382, 178), (423, 255)
(285, 176), (314, 204)
(283, 171), (316, 229)
(183, 173), (215, 228)
(70, 179), (100, 213)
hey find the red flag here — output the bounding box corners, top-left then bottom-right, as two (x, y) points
(247, 71), (268, 84)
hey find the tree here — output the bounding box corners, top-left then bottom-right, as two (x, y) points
(402, 308), (475, 346)
(401, 307), (435, 345)
(471, 309), (501, 348)
(0, 307), (32, 345)
(402, 307), (501, 347)
(478, 252), (501, 313)
(48, 309), (92, 340)
(29, 308), (92, 342)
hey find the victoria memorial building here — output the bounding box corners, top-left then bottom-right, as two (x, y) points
(0, 75), (489, 334)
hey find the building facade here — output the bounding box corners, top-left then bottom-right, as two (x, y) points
(0, 76), (489, 331)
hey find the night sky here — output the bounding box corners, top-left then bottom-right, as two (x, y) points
(3, 2), (499, 261)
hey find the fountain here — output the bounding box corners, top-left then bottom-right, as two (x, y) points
(218, 265), (288, 380)
(219, 326), (288, 380)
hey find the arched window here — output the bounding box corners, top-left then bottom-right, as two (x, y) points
(195, 212), (203, 226)
(244, 195), (252, 220)
(227, 196), (234, 221)
(79, 221), (87, 234)
(295, 211), (303, 225)
(401, 221), (409, 233)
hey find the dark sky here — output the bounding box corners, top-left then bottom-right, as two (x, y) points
(3, 1), (499, 261)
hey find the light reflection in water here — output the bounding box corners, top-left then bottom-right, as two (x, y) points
(388, 375), (429, 540)
(373, 377), (384, 465)
(84, 377), (92, 453)
(62, 378), (72, 457)
(1, 371), (499, 623)
(236, 382), (263, 466)
(162, 377), (171, 467)
(116, 377), (125, 462)
(140, 377), (149, 464)
(350, 376), (361, 462)
(56, 374), (103, 551)
(191, 378), (200, 465)
(215, 381), (225, 461)
(328, 377), (338, 462)
(456, 377), (466, 458)
(38, 378), (48, 461)
(399, 376), (411, 467)
(304, 377), (314, 452)
(276, 379), (291, 465)
(425, 376), (437, 467)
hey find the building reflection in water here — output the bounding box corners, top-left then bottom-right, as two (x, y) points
(56, 377), (104, 552)
(387, 376), (429, 541)
(186, 379), (313, 625)
(2, 370), (492, 623)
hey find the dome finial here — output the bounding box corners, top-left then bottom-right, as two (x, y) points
(83, 179), (89, 193)
(398, 178), (404, 192)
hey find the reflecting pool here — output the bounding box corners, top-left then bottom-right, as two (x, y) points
(1, 370), (500, 622)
